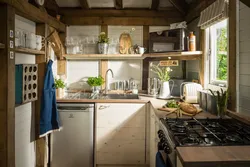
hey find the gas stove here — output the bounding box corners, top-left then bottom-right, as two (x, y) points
(157, 118), (250, 167)
(161, 118), (250, 147)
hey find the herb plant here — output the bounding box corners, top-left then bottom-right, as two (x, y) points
(150, 63), (172, 82)
(54, 79), (66, 89)
(87, 76), (105, 87)
(209, 88), (229, 117)
(98, 32), (109, 44)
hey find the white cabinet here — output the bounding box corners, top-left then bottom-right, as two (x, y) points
(149, 105), (160, 167)
(95, 103), (146, 165)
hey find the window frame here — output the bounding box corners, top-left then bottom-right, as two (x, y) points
(207, 19), (229, 87)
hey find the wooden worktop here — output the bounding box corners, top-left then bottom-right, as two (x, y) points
(176, 146), (250, 167)
(56, 98), (149, 103)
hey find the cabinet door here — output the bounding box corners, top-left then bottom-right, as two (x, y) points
(149, 106), (158, 167)
(96, 103), (146, 165)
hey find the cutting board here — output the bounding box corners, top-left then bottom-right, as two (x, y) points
(119, 33), (132, 54)
(158, 107), (202, 116)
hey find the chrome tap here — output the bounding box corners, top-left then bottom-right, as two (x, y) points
(104, 69), (114, 94)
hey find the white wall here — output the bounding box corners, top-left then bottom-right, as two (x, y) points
(238, 2), (250, 115)
(15, 15), (36, 167)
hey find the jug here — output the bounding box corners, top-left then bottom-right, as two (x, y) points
(147, 78), (160, 95)
(158, 80), (175, 99)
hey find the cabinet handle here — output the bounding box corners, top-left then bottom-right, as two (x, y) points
(98, 105), (110, 110)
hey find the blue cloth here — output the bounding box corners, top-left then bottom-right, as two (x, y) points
(156, 151), (166, 167)
(40, 60), (60, 137)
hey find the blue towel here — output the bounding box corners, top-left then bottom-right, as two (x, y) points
(39, 60), (60, 137)
(156, 151), (166, 167)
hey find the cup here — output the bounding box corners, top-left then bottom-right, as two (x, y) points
(139, 47), (147, 54)
(36, 35), (45, 50)
(26, 33), (36, 49)
(15, 30), (21, 47)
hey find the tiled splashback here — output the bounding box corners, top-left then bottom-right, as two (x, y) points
(66, 60), (99, 90)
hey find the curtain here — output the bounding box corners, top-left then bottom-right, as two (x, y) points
(198, 0), (229, 29)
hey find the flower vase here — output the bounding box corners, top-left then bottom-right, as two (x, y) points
(98, 43), (109, 54)
(217, 106), (227, 119)
(56, 88), (64, 98)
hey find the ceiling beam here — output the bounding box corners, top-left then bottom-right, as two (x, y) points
(0, 0), (66, 32)
(62, 16), (183, 26)
(115, 0), (123, 9)
(240, 0), (250, 8)
(151, 0), (160, 10)
(168, 0), (187, 15)
(59, 8), (182, 18)
(79, 0), (89, 9)
(185, 0), (216, 23)
(44, 0), (59, 17)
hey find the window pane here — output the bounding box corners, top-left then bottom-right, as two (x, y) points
(216, 25), (228, 81)
(209, 19), (228, 84)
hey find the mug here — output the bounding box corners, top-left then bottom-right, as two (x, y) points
(139, 47), (147, 54)
(26, 33), (36, 49)
(36, 35), (45, 50)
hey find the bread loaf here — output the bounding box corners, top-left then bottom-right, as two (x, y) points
(180, 103), (197, 114)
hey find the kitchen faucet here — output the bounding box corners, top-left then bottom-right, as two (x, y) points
(104, 69), (114, 94)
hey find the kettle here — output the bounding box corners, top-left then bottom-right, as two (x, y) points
(180, 82), (203, 103)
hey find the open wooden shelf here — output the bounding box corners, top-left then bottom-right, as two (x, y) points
(15, 47), (45, 55)
(63, 51), (202, 60)
(0, 43), (5, 49)
(64, 54), (145, 60)
(144, 51), (202, 60)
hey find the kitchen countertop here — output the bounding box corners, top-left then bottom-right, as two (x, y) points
(176, 146), (250, 167)
(57, 95), (250, 167)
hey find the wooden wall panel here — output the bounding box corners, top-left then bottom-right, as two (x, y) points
(100, 25), (108, 89)
(228, 0), (237, 111)
(0, 4), (15, 167)
(35, 23), (48, 167)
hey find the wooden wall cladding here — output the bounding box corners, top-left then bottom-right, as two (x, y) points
(0, 4), (15, 167)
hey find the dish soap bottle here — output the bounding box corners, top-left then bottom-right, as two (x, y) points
(189, 32), (196, 51)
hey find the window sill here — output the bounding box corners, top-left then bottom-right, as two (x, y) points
(207, 84), (227, 91)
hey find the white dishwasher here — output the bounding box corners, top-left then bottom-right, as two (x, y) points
(51, 103), (94, 167)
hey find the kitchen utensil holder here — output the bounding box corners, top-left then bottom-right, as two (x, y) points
(15, 64), (38, 104)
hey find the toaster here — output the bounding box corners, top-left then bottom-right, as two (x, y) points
(180, 82), (203, 103)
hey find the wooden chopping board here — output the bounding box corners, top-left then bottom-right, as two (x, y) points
(158, 107), (202, 116)
(119, 33), (132, 54)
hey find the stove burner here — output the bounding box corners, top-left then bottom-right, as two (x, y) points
(225, 134), (243, 142)
(181, 136), (200, 145)
(175, 122), (186, 128)
(171, 127), (186, 133)
(188, 133), (199, 139)
(207, 122), (220, 128)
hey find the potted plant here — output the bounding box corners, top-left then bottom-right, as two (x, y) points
(87, 76), (105, 93)
(150, 63), (174, 98)
(209, 88), (229, 118)
(54, 78), (66, 98)
(97, 32), (109, 54)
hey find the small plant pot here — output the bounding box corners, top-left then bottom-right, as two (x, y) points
(56, 88), (64, 98)
(91, 86), (101, 94)
(98, 43), (109, 54)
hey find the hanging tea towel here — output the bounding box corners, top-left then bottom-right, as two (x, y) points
(40, 60), (60, 137)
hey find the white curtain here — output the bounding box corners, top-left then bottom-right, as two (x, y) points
(198, 0), (229, 29)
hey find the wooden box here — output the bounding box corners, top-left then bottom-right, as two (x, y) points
(15, 64), (38, 104)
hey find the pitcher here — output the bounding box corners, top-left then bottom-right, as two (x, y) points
(158, 80), (174, 99)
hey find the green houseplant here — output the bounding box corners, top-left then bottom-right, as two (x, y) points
(54, 79), (66, 98)
(97, 32), (109, 54)
(209, 88), (229, 118)
(87, 76), (104, 93)
(150, 63), (174, 98)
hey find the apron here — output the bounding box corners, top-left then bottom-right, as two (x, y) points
(40, 60), (60, 137)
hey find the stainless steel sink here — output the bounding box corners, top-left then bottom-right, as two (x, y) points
(103, 94), (139, 99)
(65, 92), (139, 100)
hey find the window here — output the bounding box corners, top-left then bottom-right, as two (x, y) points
(207, 19), (228, 87)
